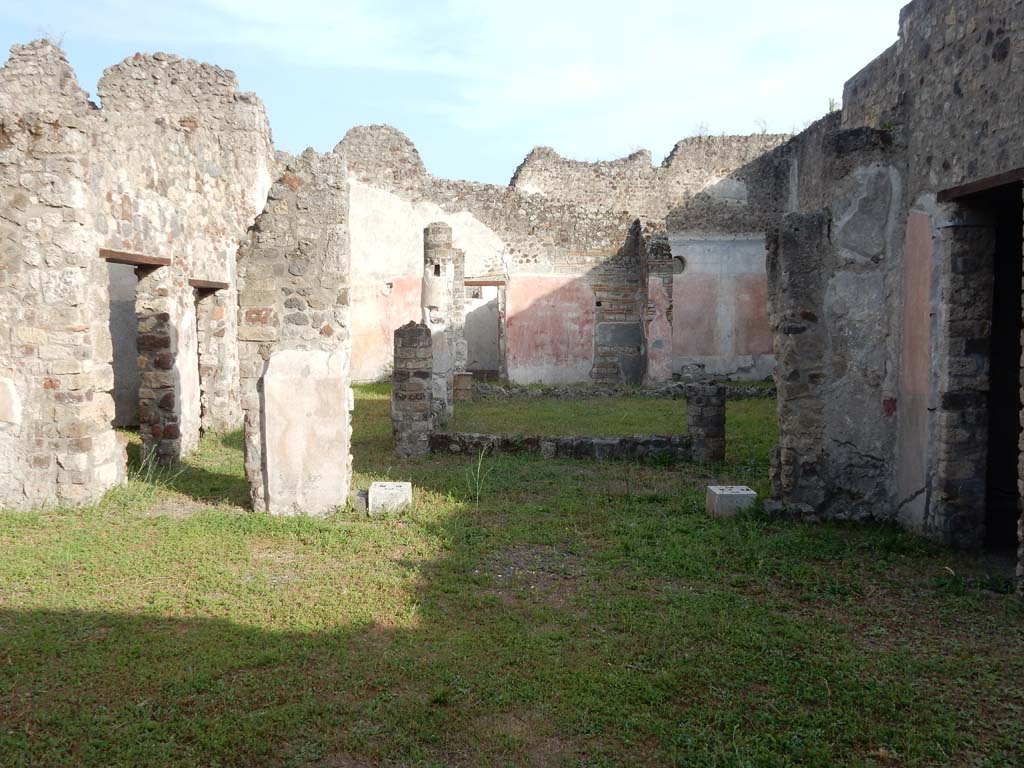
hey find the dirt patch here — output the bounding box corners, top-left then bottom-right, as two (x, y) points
(474, 709), (576, 767)
(476, 545), (587, 608)
(142, 497), (245, 519)
(247, 541), (306, 586)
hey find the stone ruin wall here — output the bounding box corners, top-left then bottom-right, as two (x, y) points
(0, 40), (274, 509)
(765, 123), (904, 522)
(93, 49), (274, 460)
(236, 150), (352, 515)
(509, 134), (788, 219)
(765, 0), (1024, 586)
(0, 42), (124, 508)
(338, 125), (785, 384)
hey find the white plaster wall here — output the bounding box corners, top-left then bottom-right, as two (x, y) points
(465, 286), (500, 371)
(349, 179), (506, 279)
(347, 179), (510, 381)
(177, 294), (202, 455)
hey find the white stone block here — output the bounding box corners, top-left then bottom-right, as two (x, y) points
(706, 485), (758, 519)
(368, 481), (413, 517)
(263, 350), (350, 517)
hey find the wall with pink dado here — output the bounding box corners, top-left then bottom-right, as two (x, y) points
(350, 277), (422, 381)
(669, 234), (774, 379)
(672, 272), (720, 358)
(645, 277), (673, 383)
(896, 210), (935, 531)
(506, 275), (596, 384)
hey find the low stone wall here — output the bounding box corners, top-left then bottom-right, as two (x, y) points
(429, 432), (694, 463)
(473, 381), (775, 400)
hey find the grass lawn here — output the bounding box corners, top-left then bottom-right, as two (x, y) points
(1, 383), (1023, 767)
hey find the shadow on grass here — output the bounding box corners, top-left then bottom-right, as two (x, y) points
(123, 433), (250, 509)
(3, 511), (1024, 767)
(6, 393), (1024, 765)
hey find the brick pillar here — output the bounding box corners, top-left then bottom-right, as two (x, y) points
(931, 218), (995, 549)
(767, 212), (830, 508)
(1019, 189), (1024, 595)
(686, 383), (726, 462)
(135, 267), (181, 463)
(453, 371), (473, 402)
(392, 322), (433, 457)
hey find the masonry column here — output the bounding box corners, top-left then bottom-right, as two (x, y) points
(392, 322), (434, 456)
(452, 246), (468, 373)
(237, 150), (353, 516)
(135, 266), (184, 463)
(767, 212), (830, 510)
(422, 222), (456, 423)
(643, 230), (674, 384)
(686, 383), (726, 462)
(930, 215), (995, 549)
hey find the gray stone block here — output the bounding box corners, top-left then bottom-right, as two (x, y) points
(596, 322), (643, 347)
(350, 489), (368, 514)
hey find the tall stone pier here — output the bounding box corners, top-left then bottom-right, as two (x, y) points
(392, 322), (434, 456)
(685, 383), (727, 462)
(421, 222), (462, 424)
(237, 150), (353, 516)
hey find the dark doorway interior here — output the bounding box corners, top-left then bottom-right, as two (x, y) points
(107, 262), (140, 427)
(984, 182), (1023, 551)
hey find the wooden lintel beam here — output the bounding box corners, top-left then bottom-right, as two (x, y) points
(937, 168), (1024, 202)
(188, 278), (230, 292)
(464, 280), (506, 287)
(100, 248), (171, 267)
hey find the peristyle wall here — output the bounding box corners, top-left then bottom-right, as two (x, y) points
(338, 125), (786, 384)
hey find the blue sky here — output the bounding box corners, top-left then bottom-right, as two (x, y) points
(2, 1), (906, 184)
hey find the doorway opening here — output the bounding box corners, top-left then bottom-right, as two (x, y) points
(191, 278), (235, 435)
(107, 262), (140, 428)
(464, 281), (505, 381)
(983, 182), (1023, 552)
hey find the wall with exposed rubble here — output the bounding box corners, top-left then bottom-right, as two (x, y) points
(236, 150), (352, 515)
(337, 125), (784, 384)
(0, 39), (274, 509)
(766, 0), (1024, 584)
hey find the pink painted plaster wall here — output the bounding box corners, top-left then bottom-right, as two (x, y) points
(506, 275), (596, 384)
(645, 277), (673, 383)
(734, 275), (773, 356)
(350, 276), (422, 381)
(672, 273), (719, 357)
(896, 211), (934, 529)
